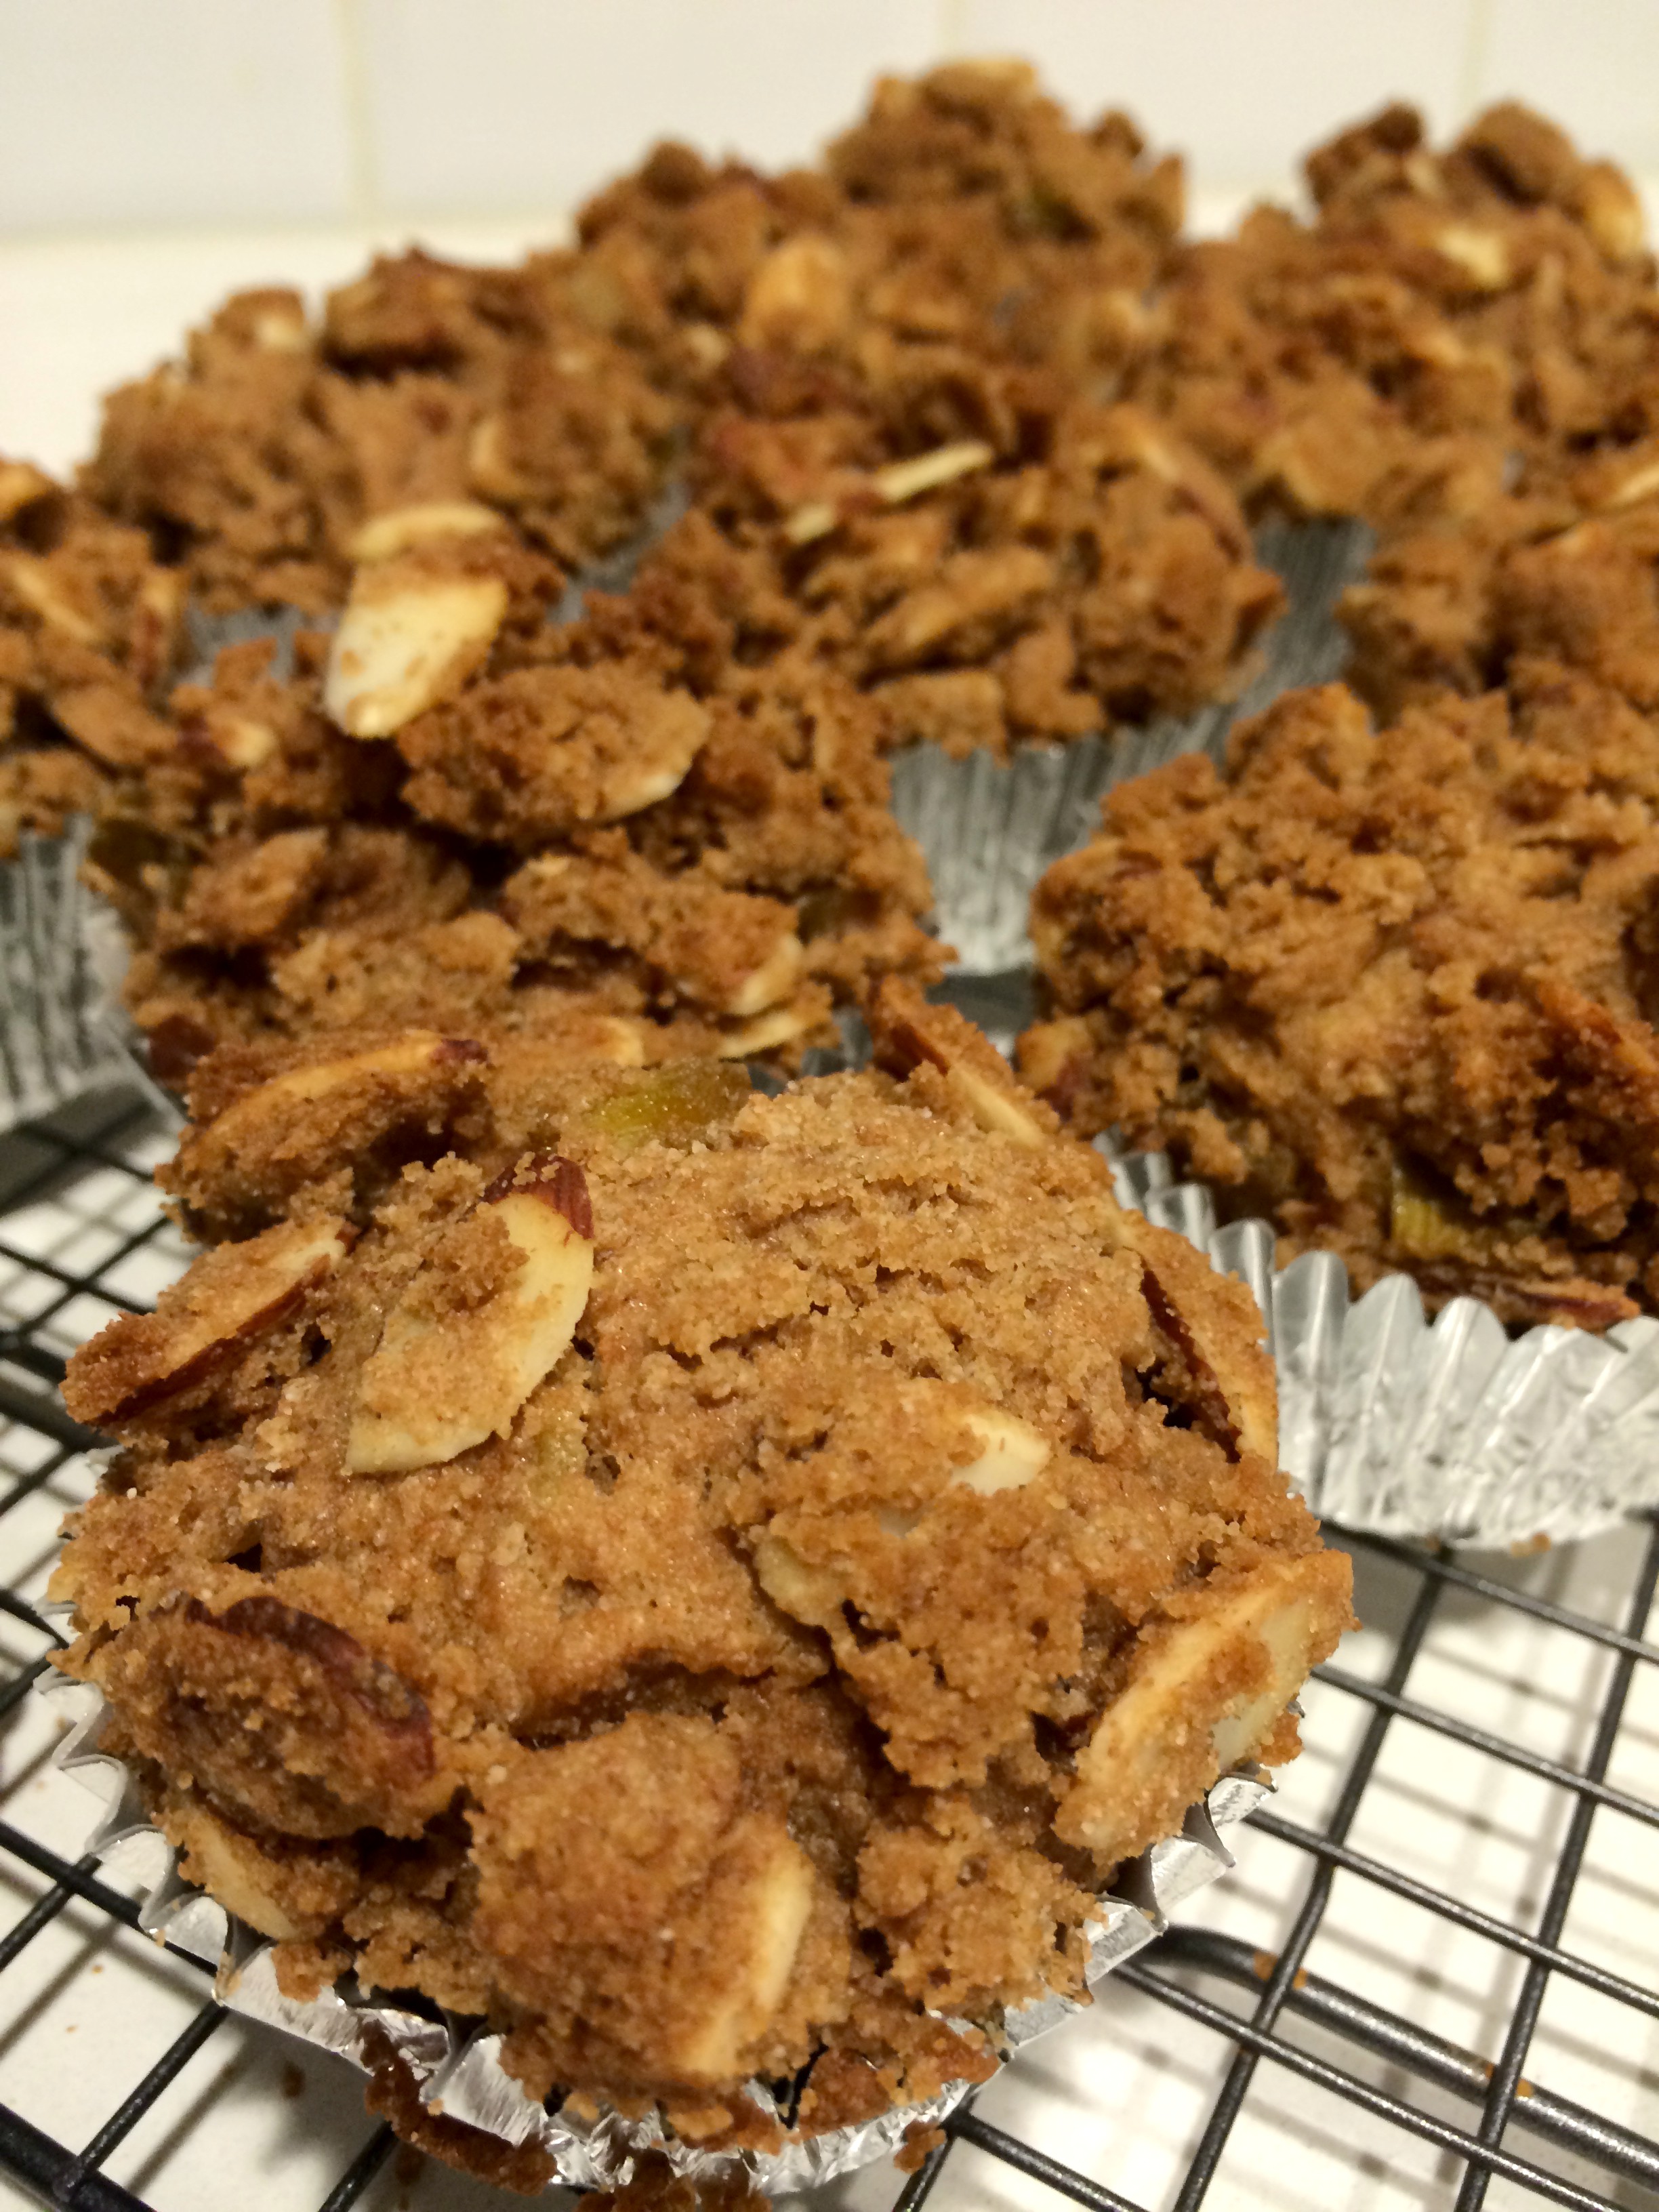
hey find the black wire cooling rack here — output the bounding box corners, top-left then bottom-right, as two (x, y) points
(1, 1088), (1657, 2212)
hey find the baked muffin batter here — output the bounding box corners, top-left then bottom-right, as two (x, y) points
(1022, 669), (1659, 1326)
(56, 990), (1349, 2167)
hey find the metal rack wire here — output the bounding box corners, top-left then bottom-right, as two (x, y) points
(1, 1089), (1656, 2212)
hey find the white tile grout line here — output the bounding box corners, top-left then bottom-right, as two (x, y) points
(332, 0), (382, 231)
(1458, 0), (1496, 126)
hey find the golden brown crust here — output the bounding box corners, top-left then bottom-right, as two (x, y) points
(56, 1048), (1347, 2126)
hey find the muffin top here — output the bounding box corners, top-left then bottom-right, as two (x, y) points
(56, 987), (1347, 2141)
(1023, 665), (1659, 1326)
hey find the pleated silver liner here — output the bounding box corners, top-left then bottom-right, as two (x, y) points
(39, 1625), (1271, 2196)
(890, 518), (1374, 976)
(1107, 1147), (1659, 1550)
(0, 823), (140, 1135)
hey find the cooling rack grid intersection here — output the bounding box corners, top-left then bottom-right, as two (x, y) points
(1, 1093), (1656, 2212)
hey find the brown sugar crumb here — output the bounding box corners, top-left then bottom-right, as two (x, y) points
(85, 269), (678, 615)
(896, 2121), (947, 2174)
(1022, 668), (1659, 1327)
(90, 558), (939, 1080)
(0, 458), (182, 853)
(1141, 101), (1657, 531)
(677, 398), (1283, 756)
(55, 1033), (1349, 2156)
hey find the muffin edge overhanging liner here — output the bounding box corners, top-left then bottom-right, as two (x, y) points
(35, 1643), (1273, 2196)
(1106, 1145), (1659, 1549)
(888, 518), (1375, 977)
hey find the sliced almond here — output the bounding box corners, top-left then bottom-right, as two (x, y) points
(1431, 222), (1512, 290)
(346, 1156), (595, 1474)
(785, 441), (994, 546)
(201, 1032), (487, 1156)
(323, 560), (508, 739)
(874, 440), (996, 506)
(172, 1802), (304, 1941)
(187, 711), (279, 771)
(752, 1534), (842, 1629)
(0, 460), (54, 525)
(593, 691), (710, 823)
(467, 414), (531, 502)
(1057, 1552), (1351, 1866)
(348, 501), (508, 564)
(715, 999), (825, 1059)
(947, 1065), (1048, 1148)
(739, 234), (851, 353)
(951, 1408), (1050, 1495)
(64, 1217), (354, 1425)
(1118, 1216), (1277, 1466)
(783, 499), (840, 547)
(874, 990), (1050, 1148)
(1597, 455), (1659, 512)
(2, 552), (102, 644)
(724, 932), (804, 1019)
(670, 1825), (816, 2081)
(586, 1016), (647, 1067)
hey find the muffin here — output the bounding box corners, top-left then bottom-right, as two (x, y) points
(1020, 668), (1659, 1328)
(84, 516), (941, 1080)
(54, 987), (1350, 2179)
(0, 456), (183, 856)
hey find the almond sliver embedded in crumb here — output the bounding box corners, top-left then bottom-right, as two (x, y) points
(1601, 457), (1659, 511)
(670, 1828), (817, 2081)
(874, 440), (995, 506)
(715, 1000), (824, 1058)
(784, 499), (840, 546)
(1056, 1553), (1349, 1865)
(752, 1535), (842, 1628)
(1431, 222), (1511, 289)
(348, 502), (509, 563)
(950, 1409), (1050, 1494)
(3, 553), (103, 644)
(784, 441), (995, 545)
(346, 1170), (595, 1475)
(324, 567), (508, 739)
(203, 1032), (479, 1154)
(724, 933), (804, 1019)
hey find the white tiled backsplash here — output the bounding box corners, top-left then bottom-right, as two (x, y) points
(3, 0), (1659, 237)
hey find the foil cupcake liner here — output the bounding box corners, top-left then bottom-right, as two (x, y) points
(890, 518), (1374, 975)
(0, 822), (141, 1134)
(40, 1658), (1270, 2196)
(1109, 1148), (1659, 1549)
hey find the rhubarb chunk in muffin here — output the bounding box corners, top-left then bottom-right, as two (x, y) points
(56, 997), (1348, 2162)
(1022, 668), (1659, 1327)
